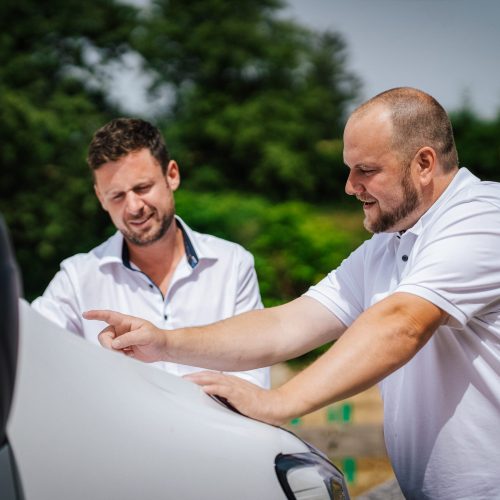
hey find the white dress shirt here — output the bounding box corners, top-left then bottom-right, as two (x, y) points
(32, 216), (270, 388)
(306, 168), (500, 499)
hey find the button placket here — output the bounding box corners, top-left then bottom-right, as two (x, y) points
(142, 278), (166, 322)
(396, 234), (415, 280)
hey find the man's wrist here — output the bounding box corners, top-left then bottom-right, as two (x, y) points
(270, 386), (301, 426)
(161, 327), (182, 362)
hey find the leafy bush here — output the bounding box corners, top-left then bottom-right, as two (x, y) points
(175, 190), (369, 366)
(176, 190), (368, 306)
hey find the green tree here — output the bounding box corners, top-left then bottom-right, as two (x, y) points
(175, 190), (368, 307)
(134, 0), (360, 201)
(0, 0), (139, 298)
(450, 107), (500, 181)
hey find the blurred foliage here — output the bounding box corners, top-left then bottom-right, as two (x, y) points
(1, 0), (500, 332)
(0, 0), (138, 296)
(134, 0), (360, 201)
(175, 191), (368, 306)
(1, 0), (362, 300)
(450, 107), (500, 179)
(174, 190), (368, 366)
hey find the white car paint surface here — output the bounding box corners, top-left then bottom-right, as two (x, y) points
(7, 301), (314, 500)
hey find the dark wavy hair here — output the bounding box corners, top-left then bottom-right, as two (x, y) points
(87, 118), (170, 173)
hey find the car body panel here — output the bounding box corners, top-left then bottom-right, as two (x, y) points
(8, 301), (313, 500)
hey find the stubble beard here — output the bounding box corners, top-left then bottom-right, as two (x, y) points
(122, 212), (174, 246)
(365, 172), (420, 234)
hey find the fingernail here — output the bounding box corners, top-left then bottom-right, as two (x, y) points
(112, 339), (121, 349)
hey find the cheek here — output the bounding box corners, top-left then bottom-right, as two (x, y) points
(156, 189), (174, 208)
(105, 204), (126, 224)
(371, 190), (394, 211)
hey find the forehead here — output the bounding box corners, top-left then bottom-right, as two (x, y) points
(94, 149), (163, 191)
(343, 105), (394, 166)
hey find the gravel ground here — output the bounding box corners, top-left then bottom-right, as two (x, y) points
(356, 479), (405, 499)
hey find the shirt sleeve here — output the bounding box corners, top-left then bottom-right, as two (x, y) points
(230, 246), (270, 389)
(234, 247), (263, 314)
(304, 241), (369, 327)
(396, 199), (500, 328)
(31, 262), (84, 336)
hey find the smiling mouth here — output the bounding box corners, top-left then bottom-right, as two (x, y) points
(358, 199), (376, 209)
(128, 213), (154, 226)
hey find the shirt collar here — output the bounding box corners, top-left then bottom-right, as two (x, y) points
(98, 215), (217, 270)
(396, 167), (479, 240)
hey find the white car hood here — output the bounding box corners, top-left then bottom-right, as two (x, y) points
(7, 301), (309, 500)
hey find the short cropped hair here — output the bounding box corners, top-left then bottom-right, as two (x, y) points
(87, 118), (170, 173)
(353, 87), (459, 171)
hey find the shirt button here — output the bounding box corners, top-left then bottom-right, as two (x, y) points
(164, 314), (168, 320)
(402, 255), (408, 262)
(149, 284), (153, 289)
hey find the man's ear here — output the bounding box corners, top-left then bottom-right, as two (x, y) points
(165, 160), (181, 191)
(413, 147), (436, 187)
(94, 184), (108, 212)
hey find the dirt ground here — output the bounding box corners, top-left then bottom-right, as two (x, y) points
(271, 363), (398, 498)
(340, 457), (396, 498)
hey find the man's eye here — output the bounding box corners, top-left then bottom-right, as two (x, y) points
(112, 194), (124, 201)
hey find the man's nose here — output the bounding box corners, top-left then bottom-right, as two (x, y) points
(125, 192), (145, 214)
(345, 172), (363, 196)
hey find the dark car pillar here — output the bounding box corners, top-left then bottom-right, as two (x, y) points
(0, 216), (24, 499)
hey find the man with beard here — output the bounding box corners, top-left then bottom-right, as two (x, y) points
(32, 118), (270, 388)
(86, 88), (500, 499)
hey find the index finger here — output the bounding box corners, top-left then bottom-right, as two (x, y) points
(83, 309), (129, 325)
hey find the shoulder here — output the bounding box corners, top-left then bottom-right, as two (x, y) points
(437, 181), (500, 230)
(177, 217), (253, 263)
(443, 169), (500, 212)
(458, 180), (500, 210)
(192, 229), (254, 263)
(60, 232), (121, 272)
(420, 172), (500, 238)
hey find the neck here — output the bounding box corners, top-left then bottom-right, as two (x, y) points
(398, 166), (459, 232)
(127, 223), (185, 294)
(422, 166), (459, 213)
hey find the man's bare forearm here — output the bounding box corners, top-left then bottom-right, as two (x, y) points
(273, 292), (446, 420)
(164, 296), (345, 371)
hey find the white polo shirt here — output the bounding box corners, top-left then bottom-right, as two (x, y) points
(32, 216), (270, 388)
(306, 168), (500, 499)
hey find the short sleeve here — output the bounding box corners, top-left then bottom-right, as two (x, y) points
(31, 262), (83, 335)
(304, 241), (369, 327)
(232, 245), (269, 388)
(397, 200), (500, 328)
(234, 246), (263, 314)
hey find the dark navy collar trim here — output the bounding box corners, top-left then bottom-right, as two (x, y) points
(122, 241), (132, 269)
(178, 219), (199, 269)
(121, 220), (199, 270)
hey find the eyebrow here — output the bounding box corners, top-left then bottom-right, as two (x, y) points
(354, 163), (381, 170)
(104, 180), (153, 197)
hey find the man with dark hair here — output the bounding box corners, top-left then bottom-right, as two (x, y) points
(87, 90), (500, 499)
(32, 118), (270, 388)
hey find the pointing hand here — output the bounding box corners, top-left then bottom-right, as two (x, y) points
(83, 309), (167, 363)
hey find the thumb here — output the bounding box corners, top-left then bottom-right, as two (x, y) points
(98, 326), (117, 349)
(110, 328), (146, 350)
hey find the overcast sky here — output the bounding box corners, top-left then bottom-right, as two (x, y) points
(283, 0), (500, 118)
(117, 0), (500, 119)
